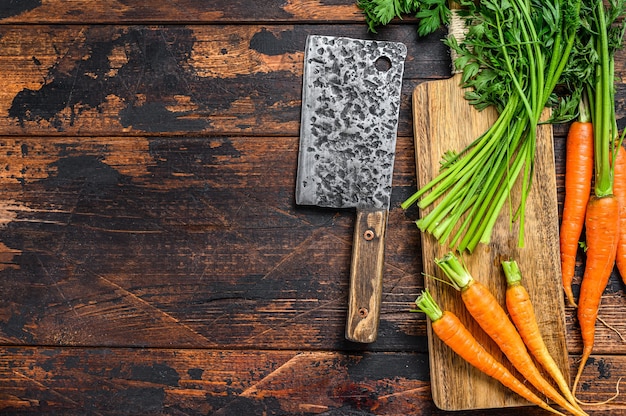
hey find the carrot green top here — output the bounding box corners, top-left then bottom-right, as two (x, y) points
(435, 252), (473, 291)
(414, 290), (443, 322)
(501, 260), (523, 287)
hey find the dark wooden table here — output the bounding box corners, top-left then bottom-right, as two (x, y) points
(2, 2), (626, 415)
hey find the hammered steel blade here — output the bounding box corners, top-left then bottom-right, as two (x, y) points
(295, 35), (406, 343)
(295, 35), (407, 211)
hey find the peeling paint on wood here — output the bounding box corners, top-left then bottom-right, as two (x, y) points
(0, 25), (450, 136)
(0, 348), (433, 415)
(0, 0), (362, 24)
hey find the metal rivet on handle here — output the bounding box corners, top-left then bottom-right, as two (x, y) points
(363, 229), (375, 241)
(358, 307), (368, 318)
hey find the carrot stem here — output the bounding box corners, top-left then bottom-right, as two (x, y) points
(592, 0), (615, 197)
(402, 0), (582, 252)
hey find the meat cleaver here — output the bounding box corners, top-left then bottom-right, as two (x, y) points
(295, 35), (407, 343)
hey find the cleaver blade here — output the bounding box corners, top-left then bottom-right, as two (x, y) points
(295, 35), (407, 343)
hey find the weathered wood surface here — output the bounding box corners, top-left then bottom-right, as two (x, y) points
(0, 0), (365, 24)
(0, 24), (448, 137)
(1, 135), (422, 351)
(2, 346), (626, 415)
(2, 0), (626, 414)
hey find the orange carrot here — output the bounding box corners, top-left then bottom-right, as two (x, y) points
(573, 195), (620, 394)
(569, 0), (623, 402)
(613, 144), (626, 284)
(502, 260), (582, 412)
(414, 290), (566, 416)
(560, 110), (594, 307)
(437, 253), (588, 416)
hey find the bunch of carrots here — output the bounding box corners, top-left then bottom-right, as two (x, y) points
(560, 94), (626, 396)
(415, 253), (587, 415)
(558, 0), (626, 396)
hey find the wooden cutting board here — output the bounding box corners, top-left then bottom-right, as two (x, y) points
(412, 74), (569, 411)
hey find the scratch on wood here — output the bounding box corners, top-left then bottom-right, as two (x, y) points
(259, 227), (326, 281)
(35, 253), (80, 319)
(12, 370), (93, 413)
(377, 385), (432, 402)
(241, 297), (340, 345)
(239, 351), (340, 397)
(90, 271), (219, 347)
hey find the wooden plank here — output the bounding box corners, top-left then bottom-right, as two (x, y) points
(1, 132), (625, 358)
(412, 75), (568, 411)
(0, 25), (449, 137)
(1, 346), (626, 415)
(0, 135), (423, 350)
(0, 0), (365, 24)
(0, 347), (432, 415)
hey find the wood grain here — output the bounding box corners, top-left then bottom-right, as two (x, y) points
(345, 209), (388, 343)
(0, 0), (364, 24)
(2, 346), (626, 415)
(0, 347), (433, 415)
(1, 0), (626, 413)
(412, 74), (568, 411)
(0, 24), (449, 137)
(0, 135), (423, 351)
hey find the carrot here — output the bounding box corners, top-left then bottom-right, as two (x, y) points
(569, 0), (625, 399)
(436, 253), (588, 416)
(613, 144), (626, 284)
(414, 290), (566, 416)
(573, 195), (620, 394)
(502, 260), (582, 412)
(560, 97), (594, 307)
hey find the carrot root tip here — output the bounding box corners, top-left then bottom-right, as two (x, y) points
(575, 377), (622, 407)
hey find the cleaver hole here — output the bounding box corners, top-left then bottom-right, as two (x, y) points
(375, 56), (392, 72)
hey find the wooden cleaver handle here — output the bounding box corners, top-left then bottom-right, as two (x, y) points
(345, 209), (388, 343)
